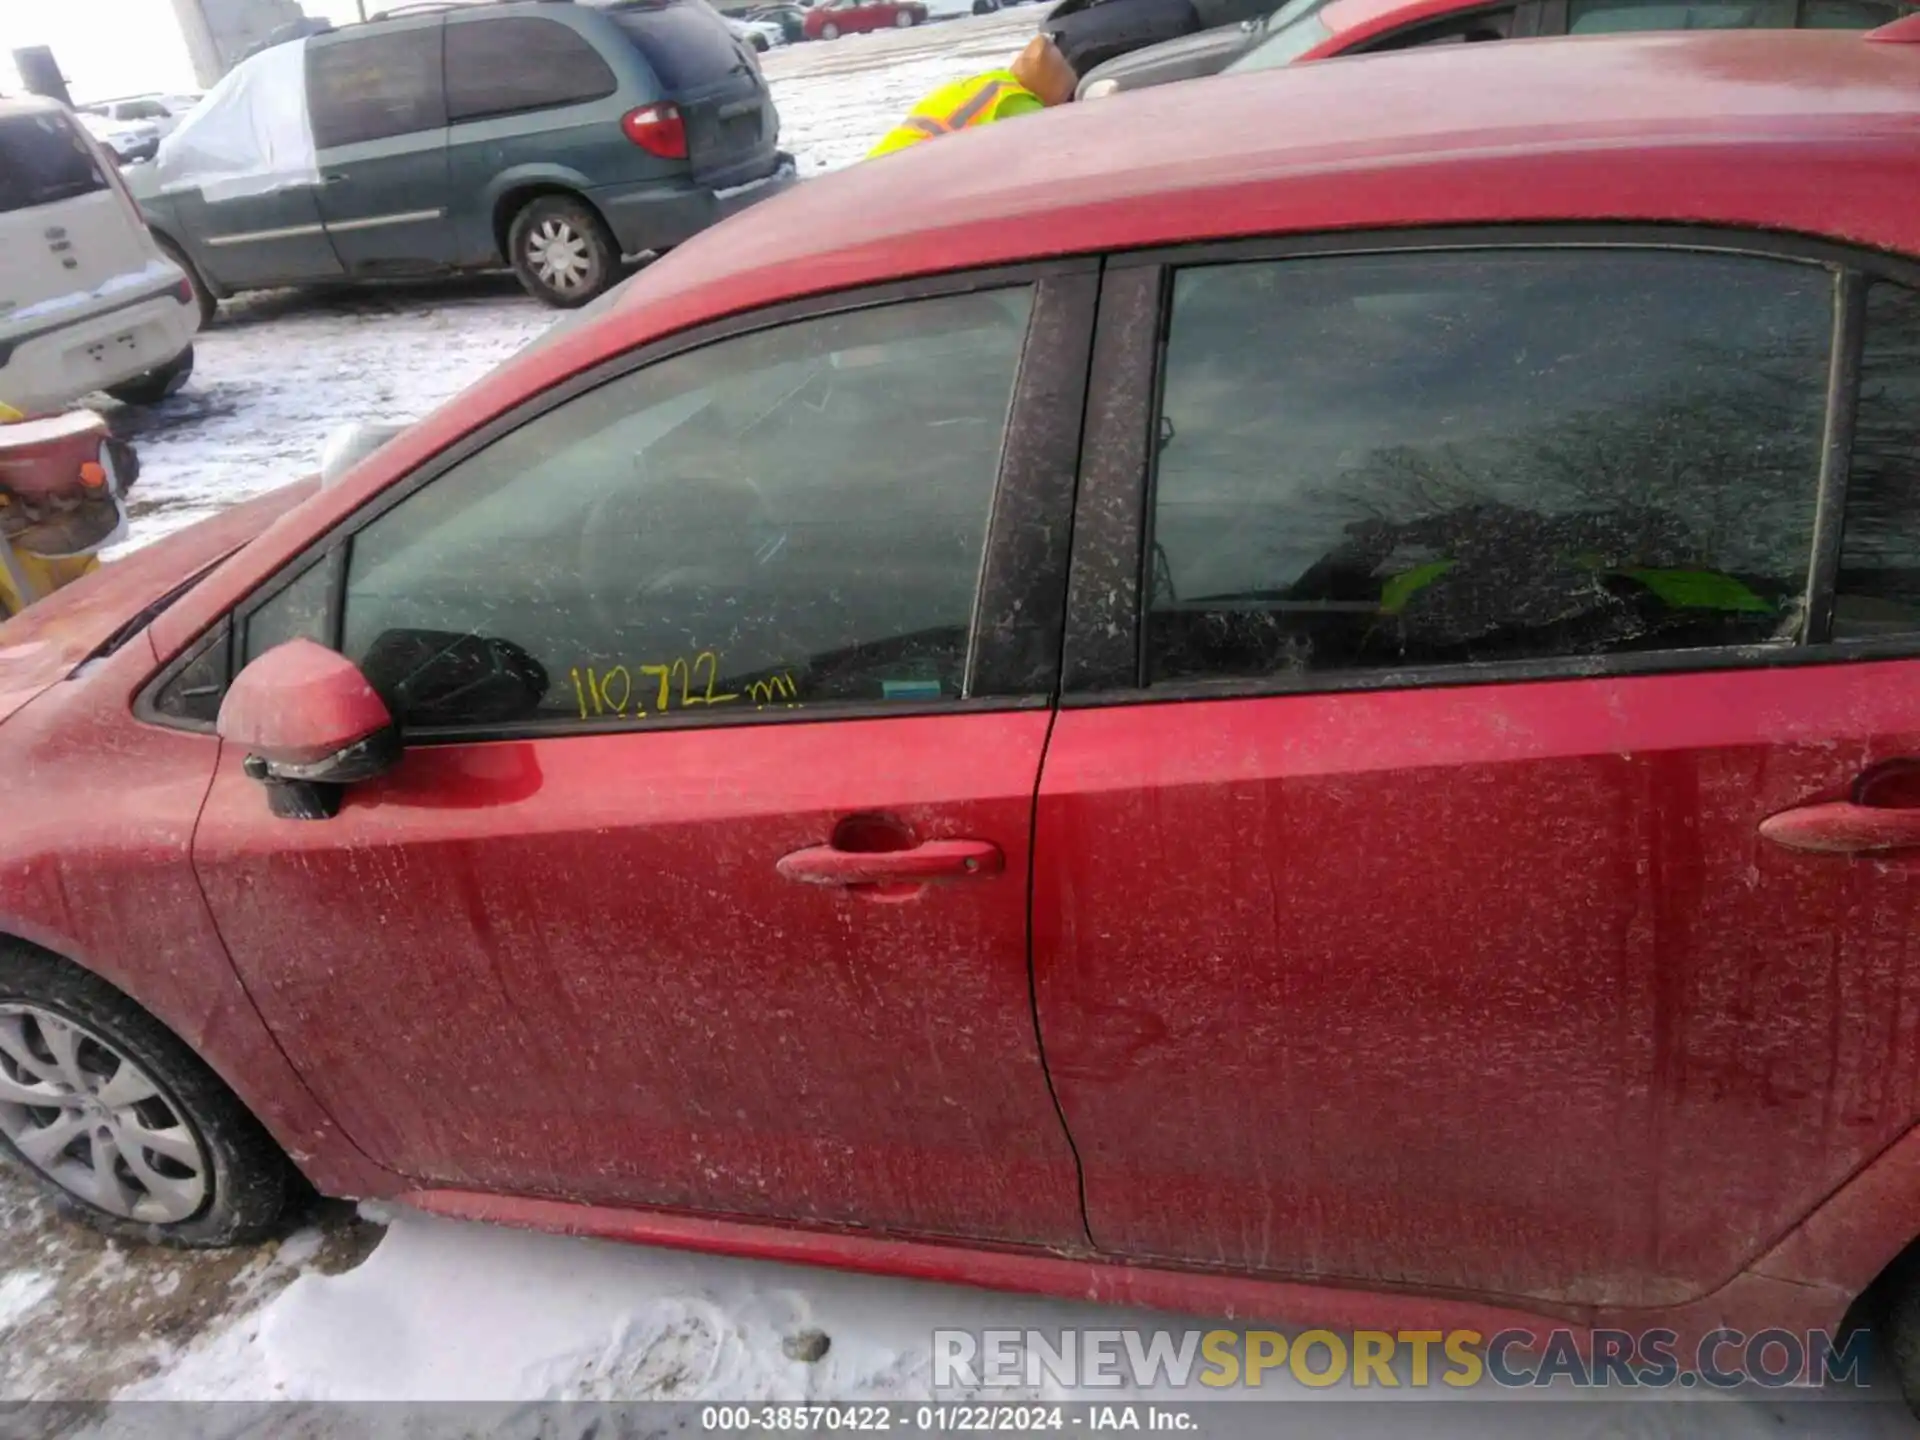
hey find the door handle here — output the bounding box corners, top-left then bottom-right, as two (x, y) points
(1759, 801), (1920, 855)
(777, 838), (1003, 886)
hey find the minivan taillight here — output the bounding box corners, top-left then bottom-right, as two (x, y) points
(622, 103), (688, 159)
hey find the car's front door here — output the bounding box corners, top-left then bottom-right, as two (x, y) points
(304, 23), (458, 276)
(1035, 240), (1920, 1308)
(191, 271), (1094, 1245)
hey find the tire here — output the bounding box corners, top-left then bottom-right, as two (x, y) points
(104, 344), (193, 406)
(821, 20), (840, 36)
(0, 943), (293, 1248)
(895, 7), (915, 21)
(508, 195), (619, 310)
(154, 233), (217, 328)
(749, 31), (769, 49)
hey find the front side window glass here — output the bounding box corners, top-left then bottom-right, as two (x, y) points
(339, 289), (1034, 729)
(1146, 249), (1834, 686)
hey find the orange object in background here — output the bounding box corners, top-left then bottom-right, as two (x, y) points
(0, 410), (138, 619)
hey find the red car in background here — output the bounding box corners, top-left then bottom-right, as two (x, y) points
(803, 0), (928, 36)
(10, 22), (1920, 1405)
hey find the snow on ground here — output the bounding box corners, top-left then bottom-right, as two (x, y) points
(13, 12), (1917, 1428)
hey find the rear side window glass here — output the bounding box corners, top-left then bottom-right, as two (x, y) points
(1145, 249), (1833, 687)
(607, 2), (747, 90)
(0, 112), (108, 214)
(446, 18), (619, 121)
(306, 28), (447, 149)
(1834, 282), (1920, 640)
(1567, 0), (1795, 29)
(337, 289), (1034, 730)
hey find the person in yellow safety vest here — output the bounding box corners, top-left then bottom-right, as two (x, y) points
(869, 34), (1077, 159)
(0, 402), (127, 620)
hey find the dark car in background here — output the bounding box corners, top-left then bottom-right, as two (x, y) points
(747, 4), (809, 40)
(132, 0), (795, 312)
(1072, 0), (1913, 97)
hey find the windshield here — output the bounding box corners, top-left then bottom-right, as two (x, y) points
(1227, 0), (1340, 70)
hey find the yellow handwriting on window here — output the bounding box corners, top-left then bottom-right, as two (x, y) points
(568, 652), (784, 720)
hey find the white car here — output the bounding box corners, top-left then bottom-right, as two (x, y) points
(0, 98), (200, 415)
(726, 14), (786, 48)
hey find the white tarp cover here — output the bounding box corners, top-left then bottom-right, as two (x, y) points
(155, 39), (317, 202)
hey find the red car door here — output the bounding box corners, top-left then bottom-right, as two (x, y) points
(192, 272), (1095, 1245)
(1035, 243), (1920, 1307)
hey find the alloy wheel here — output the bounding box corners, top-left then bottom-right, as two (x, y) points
(0, 1004), (209, 1224)
(527, 218), (595, 296)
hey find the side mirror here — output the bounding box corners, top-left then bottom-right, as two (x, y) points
(217, 639), (399, 819)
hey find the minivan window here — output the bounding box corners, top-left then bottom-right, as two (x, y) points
(0, 112), (108, 214)
(607, 0), (748, 91)
(1144, 249), (1833, 686)
(306, 28), (448, 150)
(446, 17), (619, 121)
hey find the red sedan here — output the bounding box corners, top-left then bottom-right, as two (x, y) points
(803, 0), (927, 37)
(8, 22), (1920, 1400)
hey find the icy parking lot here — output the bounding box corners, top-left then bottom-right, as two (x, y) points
(8, 10), (1918, 1428)
(103, 7), (1053, 549)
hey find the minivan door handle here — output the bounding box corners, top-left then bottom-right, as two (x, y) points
(777, 838), (1003, 886)
(1759, 801), (1920, 855)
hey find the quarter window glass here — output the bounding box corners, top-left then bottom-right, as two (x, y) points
(1834, 283), (1920, 640)
(306, 29), (447, 150)
(243, 559), (334, 667)
(1146, 250), (1832, 686)
(339, 289), (1033, 729)
(446, 19), (618, 122)
(1567, 0), (1794, 28)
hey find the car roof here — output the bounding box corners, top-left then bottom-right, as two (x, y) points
(303, 28), (1920, 550)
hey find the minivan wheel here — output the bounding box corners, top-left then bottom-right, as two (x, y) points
(0, 943), (293, 1247)
(509, 196), (619, 309)
(821, 20), (840, 36)
(155, 234), (217, 328)
(104, 345), (193, 406)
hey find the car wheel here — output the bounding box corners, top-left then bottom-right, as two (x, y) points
(821, 20), (840, 36)
(0, 943), (293, 1248)
(750, 31), (769, 49)
(154, 234), (217, 328)
(509, 195), (619, 310)
(895, 7), (915, 21)
(104, 344), (194, 406)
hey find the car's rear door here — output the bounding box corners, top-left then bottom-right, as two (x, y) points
(190, 266), (1095, 1245)
(1034, 234), (1920, 1309)
(305, 21), (458, 276)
